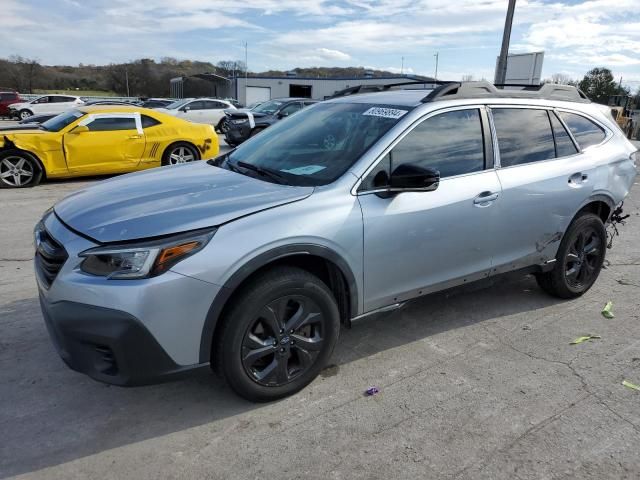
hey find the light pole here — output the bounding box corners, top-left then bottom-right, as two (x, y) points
(401, 56), (404, 75)
(495, 0), (517, 85)
(434, 53), (439, 81)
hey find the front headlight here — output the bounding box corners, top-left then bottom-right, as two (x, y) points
(231, 118), (248, 125)
(79, 228), (216, 279)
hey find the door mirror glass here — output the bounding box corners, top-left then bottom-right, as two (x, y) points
(70, 125), (89, 134)
(389, 164), (440, 192)
(181, 106), (190, 112)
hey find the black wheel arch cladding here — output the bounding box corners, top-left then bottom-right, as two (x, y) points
(198, 244), (359, 364)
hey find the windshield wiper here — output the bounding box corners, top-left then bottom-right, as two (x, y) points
(235, 160), (287, 184)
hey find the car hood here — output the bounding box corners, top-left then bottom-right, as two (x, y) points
(54, 161), (314, 243)
(8, 102), (30, 110)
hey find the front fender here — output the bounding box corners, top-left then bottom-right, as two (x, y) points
(197, 243), (359, 364)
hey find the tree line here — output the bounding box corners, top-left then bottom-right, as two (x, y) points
(1, 56), (637, 106)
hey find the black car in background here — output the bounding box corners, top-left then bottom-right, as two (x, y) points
(140, 98), (173, 109)
(224, 98), (317, 146)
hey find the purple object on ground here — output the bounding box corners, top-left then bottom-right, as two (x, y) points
(366, 386), (380, 396)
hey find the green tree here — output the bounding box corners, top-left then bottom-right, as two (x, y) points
(578, 67), (621, 104)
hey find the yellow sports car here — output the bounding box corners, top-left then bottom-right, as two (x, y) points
(0, 106), (219, 188)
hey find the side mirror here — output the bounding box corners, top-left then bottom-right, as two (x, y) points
(70, 125), (89, 134)
(277, 111), (289, 119)
(180, 106), (190, 112)
(389, 164), (440, 192)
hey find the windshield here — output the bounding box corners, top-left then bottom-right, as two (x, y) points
(223, 102), (410, 186)
(41, 110), (85, 132)
(252, 100), (284, 114)
(165, 99), (191, 110)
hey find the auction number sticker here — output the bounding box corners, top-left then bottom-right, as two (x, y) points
(362, 107), (408, 119)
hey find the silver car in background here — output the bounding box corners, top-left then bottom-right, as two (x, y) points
(35, 82), (638, 401)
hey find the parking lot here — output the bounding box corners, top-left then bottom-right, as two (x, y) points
(0, 115), (639, 479)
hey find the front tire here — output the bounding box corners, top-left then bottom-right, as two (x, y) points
(215, 266), (340, 402)
(0, 150), (43, 188)
(161, 142), (200, 166)
(19, 109), (33, 121)
(536, 213), (606, 298)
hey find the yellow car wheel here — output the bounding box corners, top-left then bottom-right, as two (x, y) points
(162, 142), (200, 166)
(0, 150), (43, 188)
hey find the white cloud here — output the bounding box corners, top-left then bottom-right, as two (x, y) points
(316, 48), (351, 61)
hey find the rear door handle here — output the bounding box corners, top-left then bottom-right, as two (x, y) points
(473, 191), (499, 205)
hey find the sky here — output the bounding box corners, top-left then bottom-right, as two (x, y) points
(2, 0), (639, 90)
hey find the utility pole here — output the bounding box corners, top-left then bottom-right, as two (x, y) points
(495, 0), (517, 85)
(434, 53), (439, 81)
(125, 68), (130, 97)
(401, 56), (404, 75)
(243, 41), (248, 104)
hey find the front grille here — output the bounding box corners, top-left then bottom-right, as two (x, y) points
(35, 226), (68, 288)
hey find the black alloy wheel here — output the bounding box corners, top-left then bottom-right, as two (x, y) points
(536, 213), (606, 298)
(241, 295), (325, 387)
(215, 266), (340, 402)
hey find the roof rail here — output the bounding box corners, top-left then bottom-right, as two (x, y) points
(421, 81), (590, 104)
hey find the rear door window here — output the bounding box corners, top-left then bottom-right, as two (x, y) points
(550, 112), (578, 157)
(558, 112), (606, 149)
(492, 108), (555, 167)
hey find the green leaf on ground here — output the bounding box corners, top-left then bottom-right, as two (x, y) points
(622, 380), (640, 392)
(570, 334), (601, 345)
(601, 301), (615, 319)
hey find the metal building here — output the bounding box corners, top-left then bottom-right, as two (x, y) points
(170, 73), (429, 105)
(234, 74), (429, 105)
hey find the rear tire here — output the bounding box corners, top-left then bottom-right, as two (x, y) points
(161, 142), (200, 166)
(0, 150), (43, 188)
(215, 266), (340, 402)
(536, 213), (606, 299)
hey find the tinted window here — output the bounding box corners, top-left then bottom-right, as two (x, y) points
(280, 103), (303, 116)
(550, 112), (578, 157)
(559, 112), (606, 149)
(51, 96), (73, 103)
(493, 109), (555, 167)
(390, 109), (485, 179)
(87, 117), (136, 131)
(141, 115), (160, 128)
(188, 101), (205, 110)
(204, 101), (226, 109)
(34, 96), (49, 104)
(0, 93), (17, 101)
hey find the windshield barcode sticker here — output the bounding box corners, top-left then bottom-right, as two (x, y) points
(362, 107), (408, 119)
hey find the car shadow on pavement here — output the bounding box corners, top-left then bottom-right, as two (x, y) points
(0, 272), (562, 478)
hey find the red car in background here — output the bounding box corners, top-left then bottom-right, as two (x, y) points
(0, 91), (21, 117)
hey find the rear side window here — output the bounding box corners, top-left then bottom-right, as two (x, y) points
(141, 115), (160, 128)
(87, 117), (137, 131)
(550, 112), (578, 157)
(492, 108), (555, 167)
(558, 112), (606, 149)
(389, 108), (485, 179)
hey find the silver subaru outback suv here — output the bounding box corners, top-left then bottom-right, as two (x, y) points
(35, 82), (638, 401)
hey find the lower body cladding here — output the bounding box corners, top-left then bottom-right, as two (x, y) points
(37, 215), (221, 386)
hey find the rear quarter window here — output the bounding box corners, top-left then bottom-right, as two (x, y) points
(559, 112), (606, 149)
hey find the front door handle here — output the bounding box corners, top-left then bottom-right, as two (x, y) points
(473, 191), (499, 205)
(568, 172), (588, 185)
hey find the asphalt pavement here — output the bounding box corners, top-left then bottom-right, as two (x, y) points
(1, 129), (640, 480)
